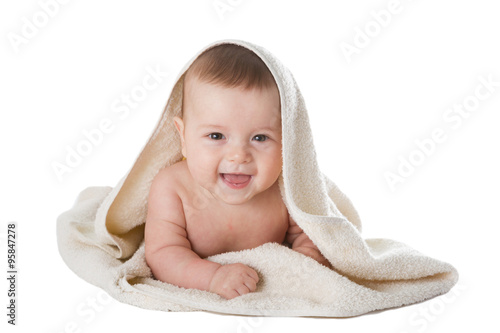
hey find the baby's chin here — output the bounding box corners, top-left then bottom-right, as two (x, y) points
(211, 182), (259, 206)
(211, 188), (256, 206)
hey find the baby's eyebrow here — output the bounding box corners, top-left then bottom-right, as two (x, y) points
(262, 125), (282, 132)
(199, 124), (225, 129)
(199, 124), (281, 132)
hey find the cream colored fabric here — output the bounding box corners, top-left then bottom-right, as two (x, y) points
(57, 39), (458, 317)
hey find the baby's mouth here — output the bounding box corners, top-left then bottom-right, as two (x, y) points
(220, 173), (252, 189)
(221, 173), (252, 185)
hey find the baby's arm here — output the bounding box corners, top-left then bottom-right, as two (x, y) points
(286, 213), (331, 268)
(145, 169), (259, 299)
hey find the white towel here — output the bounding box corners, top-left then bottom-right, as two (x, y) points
(56, 39), (458, 317)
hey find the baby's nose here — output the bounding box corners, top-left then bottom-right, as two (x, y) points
(226, 144), (251, 164)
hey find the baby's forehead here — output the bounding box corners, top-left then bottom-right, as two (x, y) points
(193, 111), (282, 128)
(186, 107), (282, 134)
(183, 77), (281, 124)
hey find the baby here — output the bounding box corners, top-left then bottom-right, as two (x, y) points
(145, 44), (329, 300)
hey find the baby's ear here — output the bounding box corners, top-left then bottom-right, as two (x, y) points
(173, 116), (183, 134)
(173, 116), (187, 157)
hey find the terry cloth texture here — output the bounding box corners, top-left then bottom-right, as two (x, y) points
(56, 39), (458, 317)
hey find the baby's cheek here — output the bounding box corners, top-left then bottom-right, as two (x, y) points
(198, 162), (222, 188)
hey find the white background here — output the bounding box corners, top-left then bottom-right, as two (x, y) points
(1, 0), (499, 332)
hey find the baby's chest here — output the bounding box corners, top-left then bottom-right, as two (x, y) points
(185, 205), (289, 258)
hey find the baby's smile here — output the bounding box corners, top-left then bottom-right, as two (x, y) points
(220, 173), (253, 189)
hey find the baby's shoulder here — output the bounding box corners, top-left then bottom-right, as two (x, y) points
(152, 160), (189, 190)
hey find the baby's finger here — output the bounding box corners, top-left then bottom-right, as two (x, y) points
(224, 289), (240, 300)
(243, 277), (257, 292)
(235, 284), (251, 297)
(246, 268), (259, 282)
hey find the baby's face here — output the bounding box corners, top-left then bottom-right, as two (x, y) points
(174, 76), (282, 206)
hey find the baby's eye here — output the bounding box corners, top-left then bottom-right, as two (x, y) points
(208, 133), (224, 140)
(253, 134), (268, 142)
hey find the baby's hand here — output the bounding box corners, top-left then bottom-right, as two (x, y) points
(294, 246), (332, 269)
(208, 263), (259, 299)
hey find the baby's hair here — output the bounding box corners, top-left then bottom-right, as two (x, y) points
(184, 44), (277, 90)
